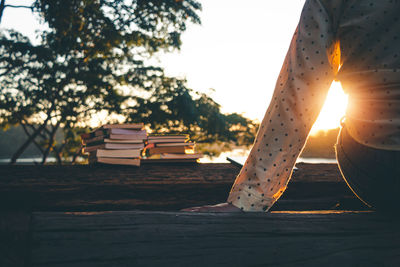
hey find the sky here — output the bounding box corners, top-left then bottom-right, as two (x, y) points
(1, 0), (348, 133)
(161, 0), (307, 119)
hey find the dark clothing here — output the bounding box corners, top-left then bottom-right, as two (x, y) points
(336, 125), (400, 211)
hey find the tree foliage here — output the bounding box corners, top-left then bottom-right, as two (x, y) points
(126, 77), (257, 144)
(0, 0), (257, 164)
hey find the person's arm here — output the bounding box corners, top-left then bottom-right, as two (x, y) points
(227, 0), (341, 212)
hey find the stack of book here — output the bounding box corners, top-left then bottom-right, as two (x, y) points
(81, 123), (147, 166)
(143, 134), (202, 163)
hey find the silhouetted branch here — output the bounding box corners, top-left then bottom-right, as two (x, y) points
(9, 105), (55, 164)
(4, 5), (33, 9)
(0, 0), (5, 24)
(70, 145), (83, 164)
(20, 122), (44, 154)
(0, 1), (33, 24)
(41, 121), (61, 164)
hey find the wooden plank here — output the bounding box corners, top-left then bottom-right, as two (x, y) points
(0, 163), (240, 184)
(0, 163), (366, 211)
(0, 212), (32, 267)
(30, 211), (400, 267)
(0, 163), (342, 183)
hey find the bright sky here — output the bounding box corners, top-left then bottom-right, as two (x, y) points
(159, 0), (348, 134)
(1, 0), (348, 134)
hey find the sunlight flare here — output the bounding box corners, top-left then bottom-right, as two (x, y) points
(310, 81), (348, 135)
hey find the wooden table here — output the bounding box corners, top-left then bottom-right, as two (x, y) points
(2, 210), (400, 266)
(3, 163), (396, 267)
(0, 163), (365, 211)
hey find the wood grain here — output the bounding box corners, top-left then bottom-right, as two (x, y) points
(0, 163), (366, 211)
(30, 211), (400, 267)
(0, 212), (31, 267)
(0, 164), (393, 266)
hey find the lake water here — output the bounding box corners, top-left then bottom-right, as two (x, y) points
(0, 157), (58, 164)
(198, 149), (337, 164)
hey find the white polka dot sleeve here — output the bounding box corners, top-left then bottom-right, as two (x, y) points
(227, 0), (340, 212)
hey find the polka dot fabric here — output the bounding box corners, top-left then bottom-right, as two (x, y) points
(227, 0), (400, 212)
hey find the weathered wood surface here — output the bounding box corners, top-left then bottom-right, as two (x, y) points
(0, 163), (394, 266)
(0, 212), (31, 267)
(26, 211), (400, 267)
(0, 163), (366, 211)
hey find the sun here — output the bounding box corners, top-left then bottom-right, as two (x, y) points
(310, 81), (348, 135)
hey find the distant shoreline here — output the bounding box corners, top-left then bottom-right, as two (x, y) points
(0, 156), (337, 165)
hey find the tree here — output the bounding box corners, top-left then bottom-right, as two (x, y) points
(125, 77), (258, 144)
(0, 0), (257, 164)
(1, 0), (202, 164)
(0, 1), (33, 24)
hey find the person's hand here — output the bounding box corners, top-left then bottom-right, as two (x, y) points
(180, 202), (243, 213)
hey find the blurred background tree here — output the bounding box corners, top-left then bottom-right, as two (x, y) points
(0, 0), (257, 164)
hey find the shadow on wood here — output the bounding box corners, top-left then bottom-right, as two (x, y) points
(29, 211), (400, 267)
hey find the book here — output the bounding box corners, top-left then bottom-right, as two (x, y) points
(147, 146), (187, 155)
(141, 158), (198, 163)
(82, 135), (107, 145)
(147, 138), (188, 144)
(103, 138), (144, 144)
(81, 124), (145, 140)
(106, 128), (147, 135)
(104, 143), (144, 150)
(109, 134), (147, 140)
(83, 138), (144, 148)
(155, 142), (195, 147)
(84, 143), (144, 153)
(148, 135), (188, 140)
(100, 123), (144, 129)
(82, 130), (147, 141)
(95, 149), (141, 158)
(148, 134), (188, 138)
(81, 125), (203, 165)
(161, 153), (203, 159)
(90, 157), (141, 166)
(84, 144), (105, 153)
